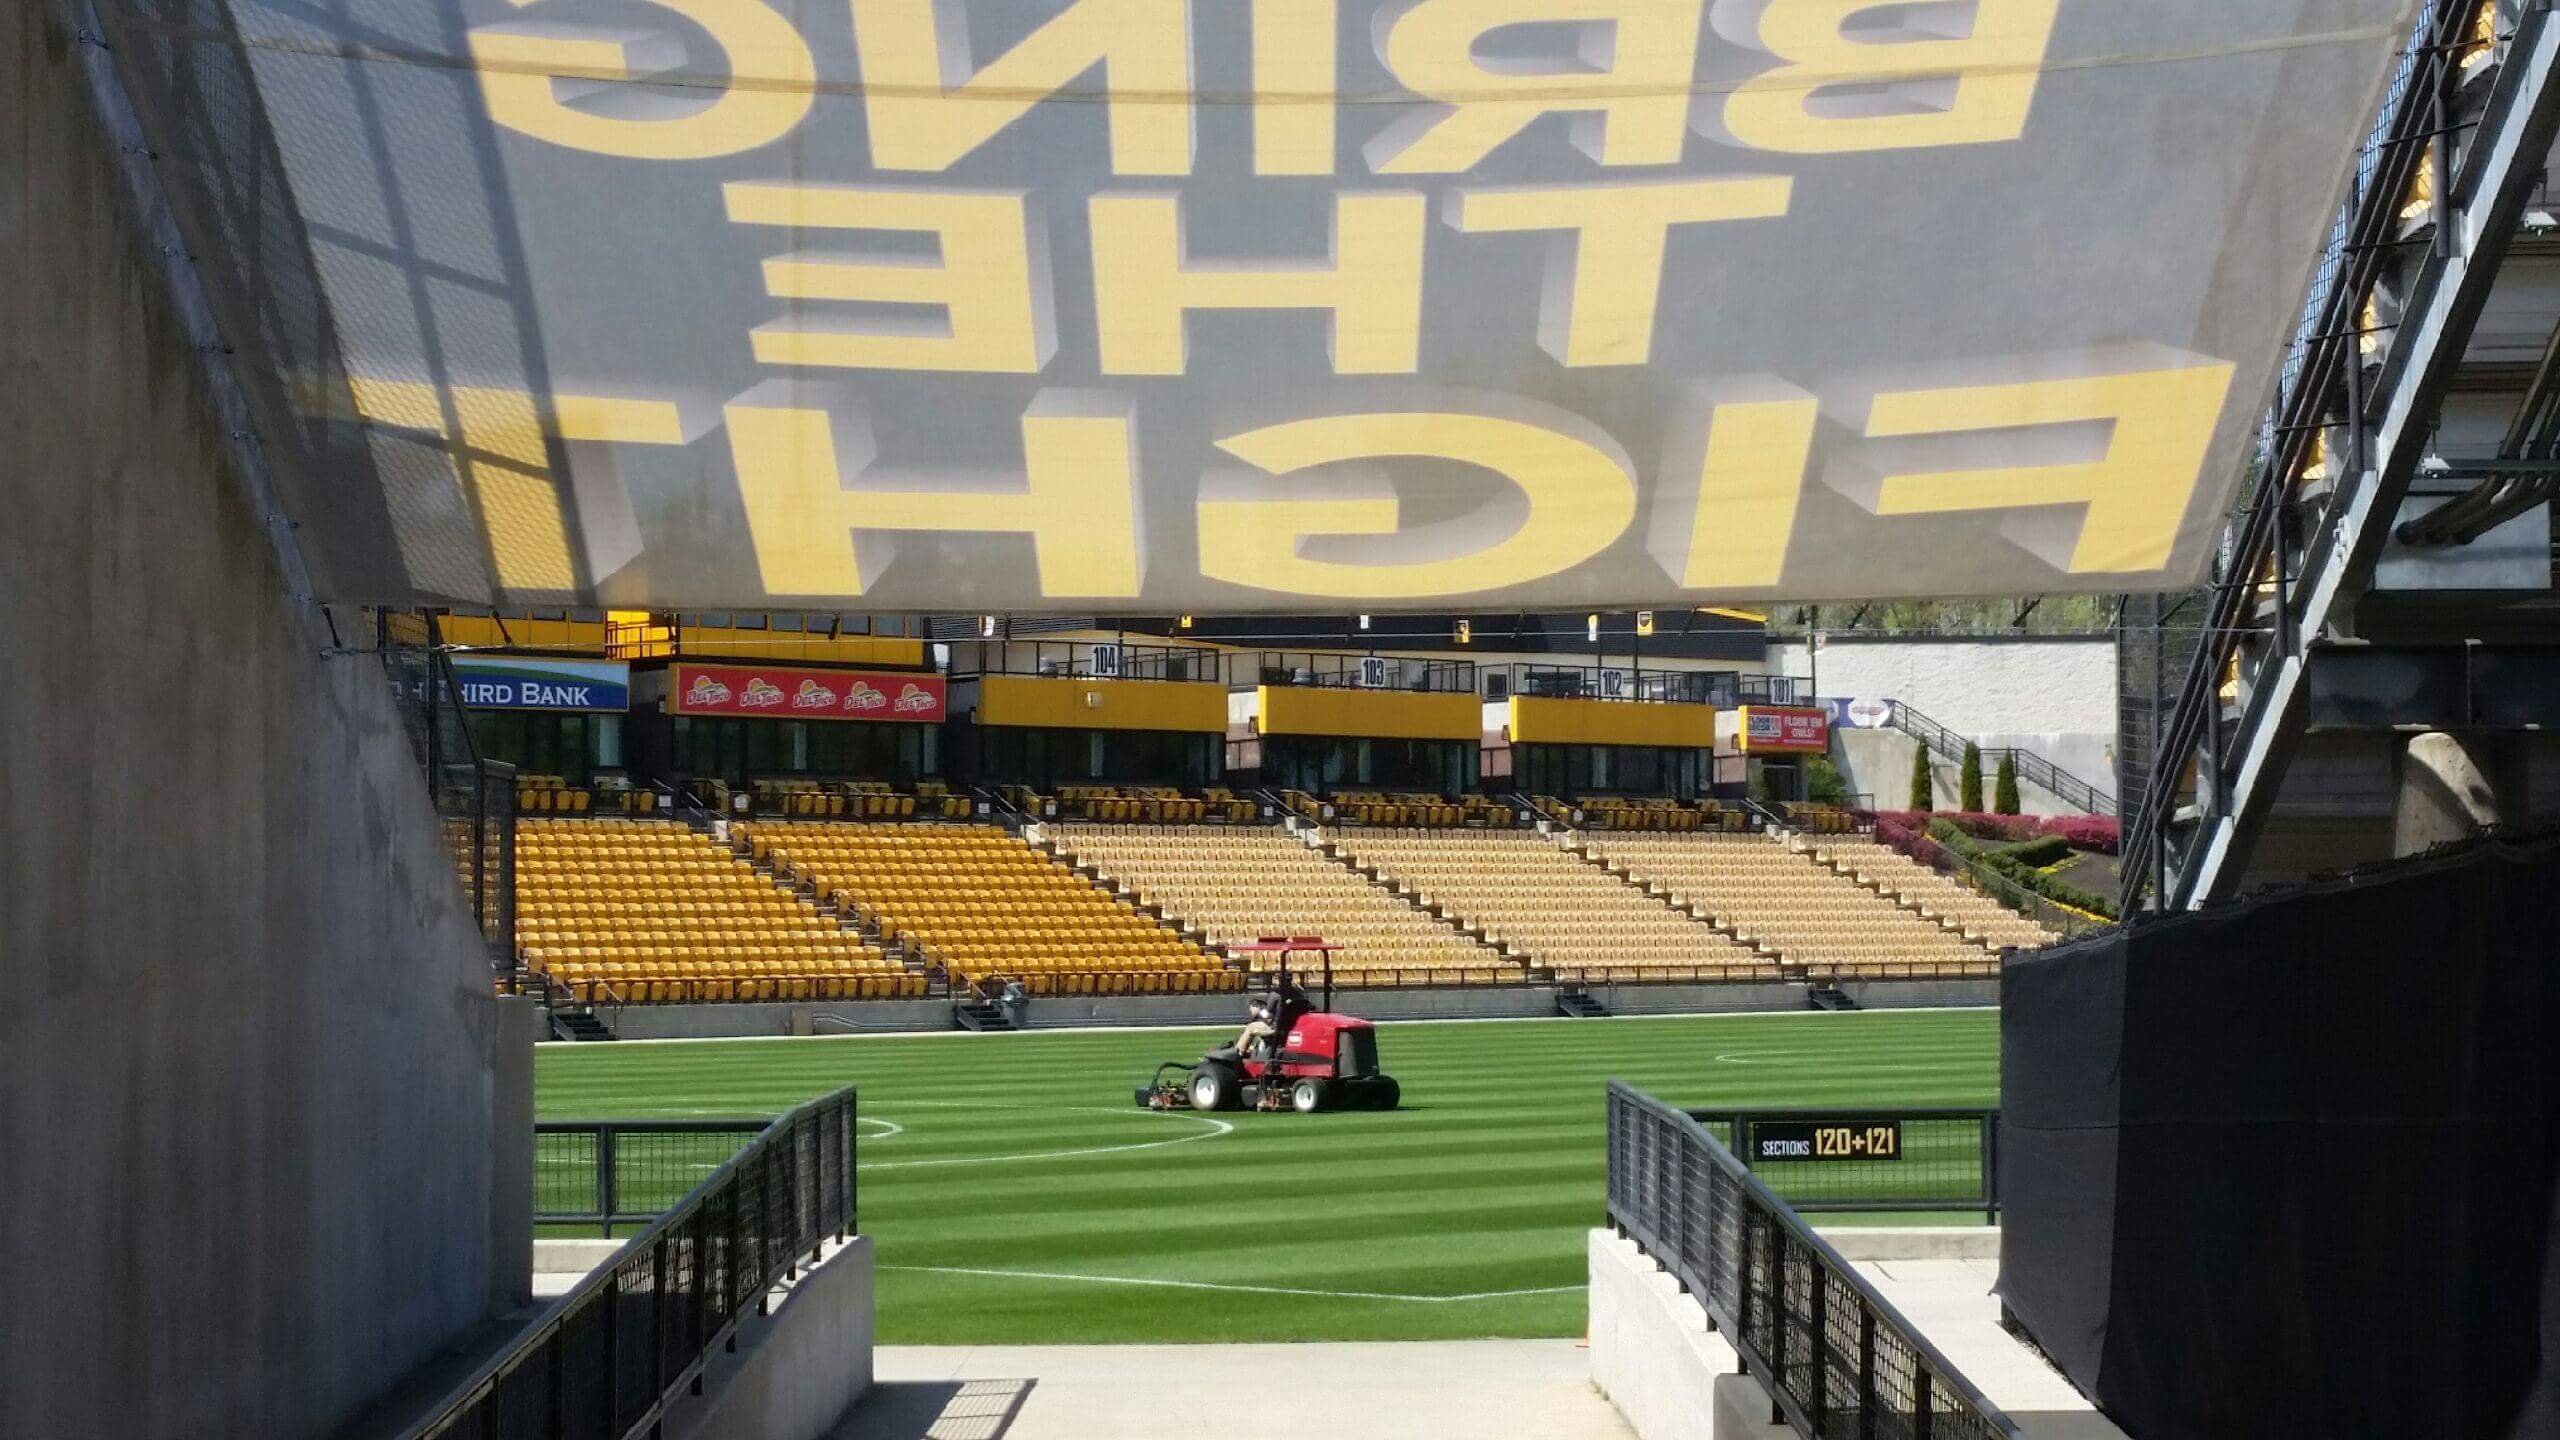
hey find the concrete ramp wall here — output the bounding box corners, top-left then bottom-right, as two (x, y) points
(1, 7), (531, 1436)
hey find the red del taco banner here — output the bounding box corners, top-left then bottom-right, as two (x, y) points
(669, 664), (946, 724)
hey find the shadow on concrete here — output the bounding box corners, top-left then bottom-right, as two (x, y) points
(833, 1378), (1036, 1440)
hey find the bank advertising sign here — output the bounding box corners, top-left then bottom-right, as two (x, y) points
(451, 655), (630, 711)
(170, 0), (2412, 610)
(1737, 705), (1830, 753)
(669, 664), (948, 723)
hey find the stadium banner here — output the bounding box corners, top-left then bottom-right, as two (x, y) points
(1830, 697), (1899, 730)
(169, 0), (2416, 610)
(1734, 705), (1830, 753)
(668, 663), (947, 722)
(450, 655), (629, 711)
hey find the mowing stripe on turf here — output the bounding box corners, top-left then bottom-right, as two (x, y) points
(881, 1265), (1584, 1304)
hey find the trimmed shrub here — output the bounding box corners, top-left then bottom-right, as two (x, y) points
(1959, 742), (1984, 813)
(1806, 756), (1849, 804)
(1908, 743), (1934, 812)
(2002, 834), (2072, 868)
(1993, 754), (2021, 815)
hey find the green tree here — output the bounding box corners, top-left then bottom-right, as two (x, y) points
(1993, 754), (2022, 815)
(1908, 742), (1933, 812)
(1806, 756), (1848, 805)
(1959, 742), (1984, 813)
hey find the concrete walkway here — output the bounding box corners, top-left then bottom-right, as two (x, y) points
(835, 1340), (1635, 1440)
(1852, 1260), (2128, 1440)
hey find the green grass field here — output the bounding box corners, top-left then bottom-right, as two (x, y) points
(537, 1009), (1998, 1344)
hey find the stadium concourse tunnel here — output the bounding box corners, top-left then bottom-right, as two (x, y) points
(2001, 829), (2560, 1440)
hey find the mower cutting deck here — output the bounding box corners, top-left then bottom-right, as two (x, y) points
(1135, 940), (1400, 1114)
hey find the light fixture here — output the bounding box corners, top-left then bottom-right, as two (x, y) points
(1358, 614), (1371, 630)
(2527, 209), (2558, 234)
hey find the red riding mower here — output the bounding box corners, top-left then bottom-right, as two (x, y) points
(1135, 941), (1401, 1114)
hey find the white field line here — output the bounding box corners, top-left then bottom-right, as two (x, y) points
(583, 1005), (1994, 1046)
(857, 1104), (1234, 1172)
(857, 1117), (907, 1139)
(879, 1264), (1581, 1304)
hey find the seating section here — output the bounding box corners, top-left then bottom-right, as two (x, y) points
(515, 819), (920, 1003)
(741, 823), (1240, 996)
(1805, 836), (2059, 950)
(1327, 791), (1519, 827)
(1327, 829), (1771, 980)
(1583, 833), (2000, 977)
(751, 778), (972, 820)
(1051, 824), (1520, 986)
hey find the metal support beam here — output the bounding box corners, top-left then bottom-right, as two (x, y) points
(2174, 5), (2560, 907)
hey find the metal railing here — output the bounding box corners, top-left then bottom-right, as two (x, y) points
(538, 1119), (773, 1233)
(1685, 1109), (2001, 1221)
(959, 639), (1228, 684)
(1606, 1082), (2017, 1440)
(378, 611), (517, 966)
(1491, 663), (1799, 707)
(409, 1087), (859, 1440)
(1248, 652), (1477, 693)
(1887, 701), (2112, 817)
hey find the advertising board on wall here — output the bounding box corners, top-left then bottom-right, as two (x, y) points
(172, 0), (2413, 611)
(1830, 697), (1900, 730)
(1735, 705), (1831, 754)
(668, 664), (947, 723)
(450, 655), (630, 711)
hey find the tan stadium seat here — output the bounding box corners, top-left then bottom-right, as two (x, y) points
(736, 821), (1236, 997)
(511, 818), (920, 1004)
(1580, 831), (2017, 978)
(1324, 828), (1774, 979)
(1050, 823), (1527, 988)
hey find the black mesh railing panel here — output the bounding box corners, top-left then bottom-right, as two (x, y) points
(413, 1089), (857, 1440)
(1690, 1112), (1999, 1216)
(1607, 1084), (2013, 1440)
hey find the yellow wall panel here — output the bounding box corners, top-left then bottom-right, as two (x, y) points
(1507, 696), (1715, 748)
(978, 675), (1228, 733)
(1254, 686), (1480, 741)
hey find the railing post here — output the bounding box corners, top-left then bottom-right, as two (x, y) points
(1858, 1307), (1877, 1440)
(1983, 1114), (2002, 1223)
(597, 1125), (618, 1234)
(1915, 1364), (1934, 1440)
(1808, 1255), (1829, 1433)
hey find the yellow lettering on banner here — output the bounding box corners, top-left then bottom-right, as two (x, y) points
(1366, 0), (1705, 174)
(337, 379), (691, 591)
(1721, 0), (2061, 154)
(1647, 386), (1817, 588)
(724, 183), (1052, 373)
(1090, 192), (1426, 375)
(852, 0), (1193, 174)
(468, 0), (814, 160)
(1253, 0), (1340, 175)
(1199, 411), (1637, 598)
(1453, 177), (1792, 366)
(724, 386), (1142, 596)
(1863, 363), (2236, 573)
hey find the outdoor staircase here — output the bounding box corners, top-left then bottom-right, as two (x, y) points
(1547, 828), (1785, 965)
(1556, 987), (1609, 1019)
(550, 1008), (615, 1042)
(1889, 700), (2114, 816)
(953, 998), (1019, 1032)
(1807, 985), (1859, 1012)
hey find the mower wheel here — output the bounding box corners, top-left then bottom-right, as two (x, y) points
(1290, 1079), (1326, 1114)
(1188, 1063), (1238, 1112)
(1365, 1077), (1401, 1111)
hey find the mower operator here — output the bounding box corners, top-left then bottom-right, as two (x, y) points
(1229, 974), (1313, 1057)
